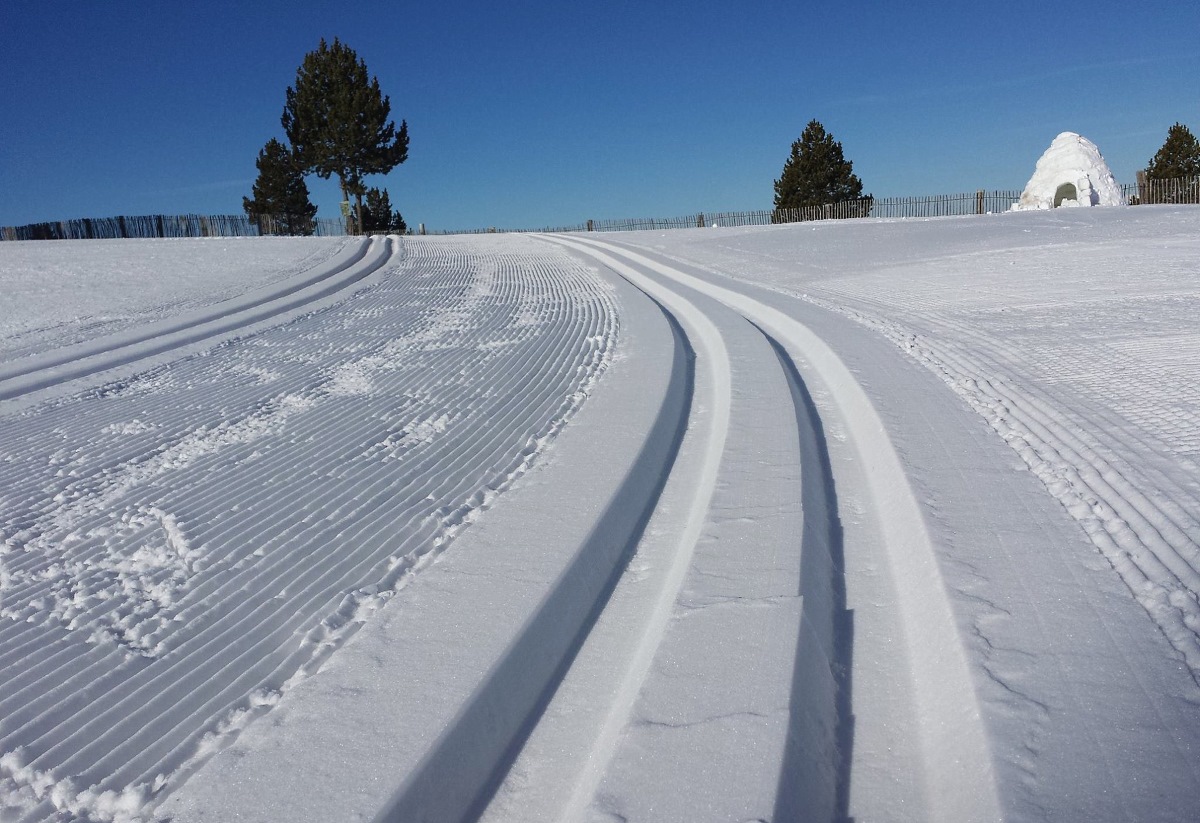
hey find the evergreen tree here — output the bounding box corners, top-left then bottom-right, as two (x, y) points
(773, 120), (867, 220)
(242, 138), (317, 236)
(1145, 123), (1200, 204)
(361, 186), (407, 234)
(1147, 122), (1200, 179)
(282, 38), (409, 233)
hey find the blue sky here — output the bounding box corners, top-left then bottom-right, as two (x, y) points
(2, 1), (1197, 231)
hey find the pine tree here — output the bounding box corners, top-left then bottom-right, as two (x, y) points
(1145, 123), (1200, 204)
(282, 38), (409, 233)
(1147, 123), (1200, 179)
(361, 186), (407, 234)
(242, 138), (317, 236)
(773, 120), (867, 221)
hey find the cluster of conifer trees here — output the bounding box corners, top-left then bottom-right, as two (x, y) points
(245, 39), (1200, 236)
(250, 36), (1200, 235)
(244, 38), (408, 236)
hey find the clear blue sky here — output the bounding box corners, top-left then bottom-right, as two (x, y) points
(2, 1), (1197, 231)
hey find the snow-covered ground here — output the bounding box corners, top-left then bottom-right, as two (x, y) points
(2, 207), (1199, 822)
(0, 237), (350, 360)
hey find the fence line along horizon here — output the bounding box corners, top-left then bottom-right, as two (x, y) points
(4, 176), (1198, 242)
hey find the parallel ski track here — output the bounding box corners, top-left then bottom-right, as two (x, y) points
(0, 236), (391, 403)
(458, 234), (998, 823)
(499, 233), (735, 822)
(577, 235), (999, 822)
(0, 236), (618, 821)
(0, 238), (354, 363)
(816, 298), (1200, 682)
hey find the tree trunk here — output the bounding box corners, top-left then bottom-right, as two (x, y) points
(338, 178), (356, 235)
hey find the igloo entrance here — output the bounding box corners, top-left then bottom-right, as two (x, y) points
(1053, 182), (1078, 207)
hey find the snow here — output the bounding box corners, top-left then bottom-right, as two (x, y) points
(0, 237), (349, 360)
(3, 206), (1200, 822)
(1013, 131), (1126, 210)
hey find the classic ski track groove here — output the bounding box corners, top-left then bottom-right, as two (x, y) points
(537, 234), (1001, 823)
(485, 233), (736, 823)
(0, 237), (390, 402)
(0, 236), (618, 821)
(461, 234), (860, 823)
(807, 294), (1200, 684)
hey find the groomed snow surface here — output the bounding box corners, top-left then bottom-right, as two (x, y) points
(1, 207), (1199, 822)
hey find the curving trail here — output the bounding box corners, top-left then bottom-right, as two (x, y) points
(0, 235), (618, 822)
(0, 237), (394, 405)
(159, 234), (1000, 823)
(7, 222), (1200, 823)
(810, 295), (1200, 682)
(503, 234), (1000, 823)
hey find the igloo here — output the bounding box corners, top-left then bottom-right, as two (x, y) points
(1013, 132), (1126, 210)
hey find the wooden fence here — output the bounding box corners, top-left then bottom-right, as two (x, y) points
(0, 213), (346, 241)
(5, 176), (1198, 241)
(1127, 174), (1200, 205)
(571, 191), (1021, 233)
(558, 178), (1197, 235)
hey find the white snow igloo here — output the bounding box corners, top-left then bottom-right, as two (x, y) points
(1014, 132), (1126, 210)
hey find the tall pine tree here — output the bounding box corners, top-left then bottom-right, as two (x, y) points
(1147, 123), (1200, 179)
(1145, 123), (1200, 204)
(282, 38), (409, 233)
(773, 120), (866, 221)
(242, 138), (317, 236)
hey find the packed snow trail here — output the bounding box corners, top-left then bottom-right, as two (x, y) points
(524, 235), (999, 823)
(0, 236), (351, 361)
(612, 211), (1200, 691)
(6, 214), (1200, 822)
(156, 244), (692, 823)
(0, 235), (618, 822)
(161, 233), (1001, 823)
(484, 236), (856, 822)
(809, 297), (1200, 681)
(604, 215), (1200, 822)
(0, 237), (390, 403)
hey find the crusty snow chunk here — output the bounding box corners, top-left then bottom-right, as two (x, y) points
(1014, 132), (1126, 210)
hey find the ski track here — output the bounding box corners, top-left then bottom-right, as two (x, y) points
(0, 235), (617, 822)
(470, 234), (997, 823)
(796, 292), (1200, 684)
(159, 231), (949, 823)
(605, 214), (1200, 691)
(0, 238), (352, 362)
(4, 215), (1197, 823)
(0, 237), (392, 402)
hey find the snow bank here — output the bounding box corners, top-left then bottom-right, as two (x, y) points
(1013, 132), (1125, 210)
